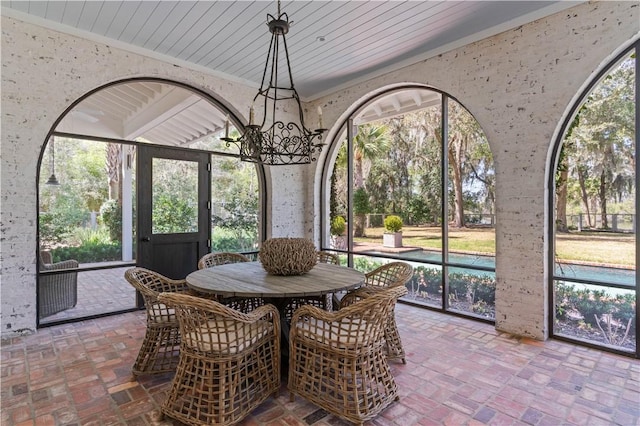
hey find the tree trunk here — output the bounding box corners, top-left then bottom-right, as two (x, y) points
(577, 167), (593, 228)
(599, 171), (608, 229)
(354, 214), (366, 237)
(448, 140), (464, 228)
(354, 155), (364, 190)
(106, 143), (121, 201)
(556, 168), (568, 232)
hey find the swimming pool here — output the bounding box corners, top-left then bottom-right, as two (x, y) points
(362, 249), (635, 287)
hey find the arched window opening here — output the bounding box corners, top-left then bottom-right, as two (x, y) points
(38, 79), (263, 327)
(550, 43), (638, 357)
(322, 86), (496, 321)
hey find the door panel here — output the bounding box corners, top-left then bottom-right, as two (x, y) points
(137, 146), (210, 279)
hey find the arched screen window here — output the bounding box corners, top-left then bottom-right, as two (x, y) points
(550, 41), (638, 358)
(322, 86), (496, 322)
(38, 79), (263, 326)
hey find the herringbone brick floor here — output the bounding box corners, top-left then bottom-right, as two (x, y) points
(2, 304), (639, 425)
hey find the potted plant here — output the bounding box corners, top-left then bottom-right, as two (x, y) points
(383, 215), (403, 248)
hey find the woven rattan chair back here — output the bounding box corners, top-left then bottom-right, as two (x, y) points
(124, 267), (189, 375)
(158, 292), (280, 426)
(365, 261), (413, 289)
(197, 252), (250, 269)
(288, 286), (407, 425)
(197, 252), (263, 313)
(316, 250), (339, 265)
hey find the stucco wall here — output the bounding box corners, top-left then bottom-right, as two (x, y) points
(2, 1), (638, 339)
(311, 1), (639, 339)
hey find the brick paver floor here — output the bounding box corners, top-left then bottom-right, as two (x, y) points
(2, 303), (639, 425)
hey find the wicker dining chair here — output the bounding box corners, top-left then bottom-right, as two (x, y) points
(158, 292), (280, 426)
(316, 250), (339, 265)
(283, 250), (340, 321)
(124, 267), (190, 375)
(197, 251), (250, 269)
(288, 285), (407, 425)
(340, 261), (413, 363)
(197, 252), (264, 313)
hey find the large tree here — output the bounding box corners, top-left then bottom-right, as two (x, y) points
(352, 124), (390, 236)
(562, 55), (635, 229)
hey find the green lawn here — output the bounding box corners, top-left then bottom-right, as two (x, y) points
(355, 226), (635, 267)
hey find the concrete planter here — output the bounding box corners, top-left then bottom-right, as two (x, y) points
(383, 232), (403, 248)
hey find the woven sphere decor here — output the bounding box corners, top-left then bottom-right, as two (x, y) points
(259, 238), (317, 276)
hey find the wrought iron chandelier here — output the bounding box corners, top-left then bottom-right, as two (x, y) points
(222, 1), (326, 165)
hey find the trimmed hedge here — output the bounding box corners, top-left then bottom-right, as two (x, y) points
(51, 242), (121, 263)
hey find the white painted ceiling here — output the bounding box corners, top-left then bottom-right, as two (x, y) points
(3, 1), (582, 147)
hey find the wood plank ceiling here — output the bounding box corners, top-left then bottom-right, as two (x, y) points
(3, 1), (581, 147)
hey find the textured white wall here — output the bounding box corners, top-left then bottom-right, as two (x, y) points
(2, 1), (638, 339)
(310, 1), (639, 339)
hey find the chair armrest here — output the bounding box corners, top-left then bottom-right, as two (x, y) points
(147, 278), (190, 297)
(41, 259), (79, 271)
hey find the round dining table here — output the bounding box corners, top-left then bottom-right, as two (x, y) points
(186, 261), (366, 365)
(185, 260), (365, 299)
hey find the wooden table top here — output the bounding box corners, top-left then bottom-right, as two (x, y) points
(186, 261), (365, 298)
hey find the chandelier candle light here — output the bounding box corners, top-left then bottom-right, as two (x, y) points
(222, 0), (327, 165)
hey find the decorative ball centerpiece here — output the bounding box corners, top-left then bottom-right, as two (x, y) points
(259, 237), (317, 276)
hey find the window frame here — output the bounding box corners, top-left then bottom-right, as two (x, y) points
(547, 40), (639, 358)
(319, 84), (496, 323)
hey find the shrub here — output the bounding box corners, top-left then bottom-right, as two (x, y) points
(99, 200), (122, 242)
(39, 190), (89, 247)
(384, 215), (403, 233)
(411, 267), (442, 295)
(212, 227), (257, 252)
(69, 226), (111, 246)
(51, 241), (121, 263)
(409, 266), (496, 306)
(151, 194), (197, 234)
(353, 188), (370, 215)
(353, 257), (383, 273)
(555, 281), (636, 334)
(330, 216), (346, 236)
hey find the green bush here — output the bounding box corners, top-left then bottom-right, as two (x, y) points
(353, 257), (383, 273)
(353, 188), (370, 215)
(212, 227), (258, 252)
(51, 241), (121, 263)
(409, 266), (496, 305)
(152, 194), (197, 234)
(69, 226), (111, 246)
(99, 200), (122, 242)
(330, 216), (346, 236)
(384, 215), (403, 233)
(39, 189), (89, 247)
(413, 267), (442, 294)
